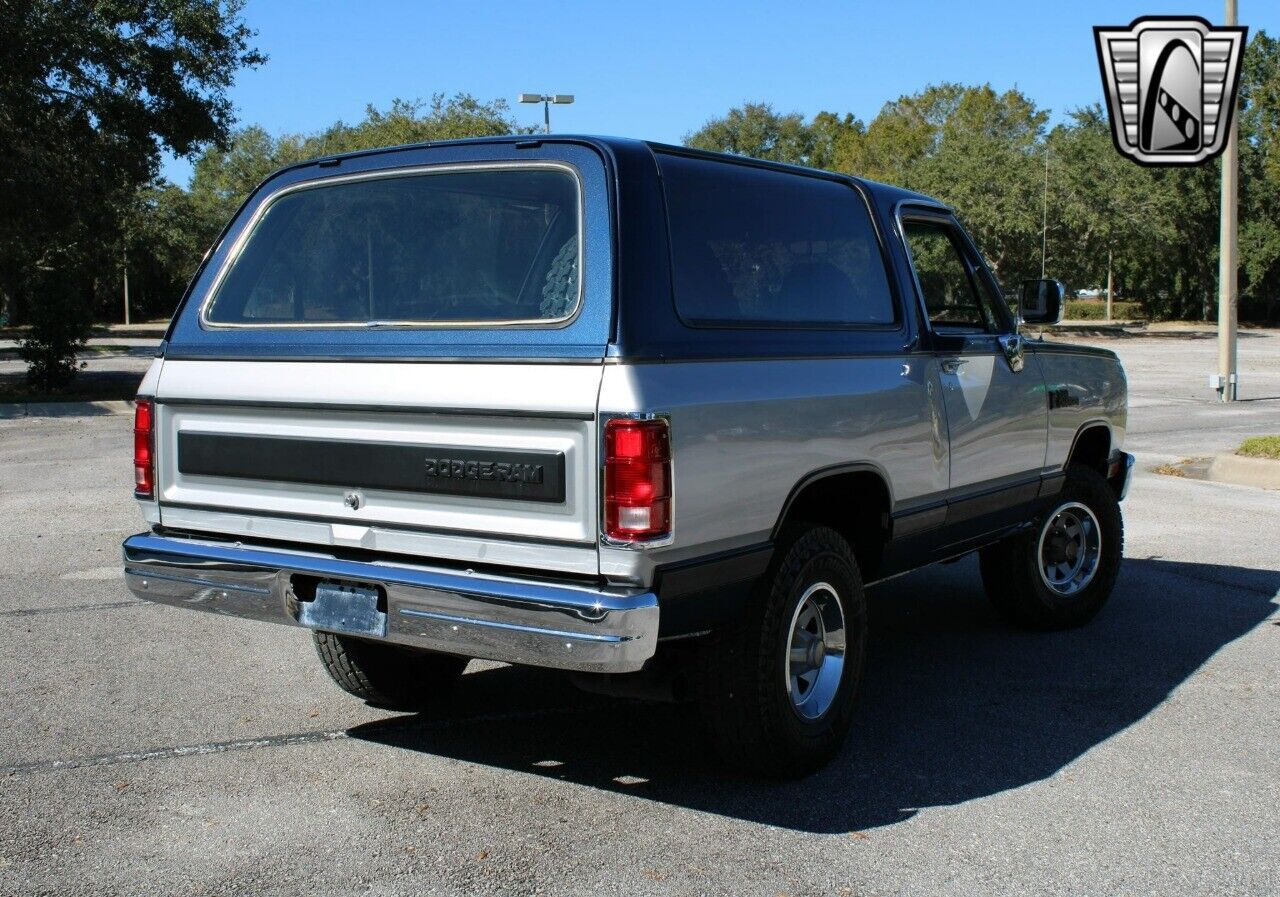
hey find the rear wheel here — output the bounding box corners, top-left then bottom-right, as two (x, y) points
(980, 464), (1123, 630)
(694, 525), (867, 777)
(313, 631), (469, 710)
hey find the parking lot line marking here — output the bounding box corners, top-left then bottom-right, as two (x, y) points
(1, 703), (604, 778)
(0, 600), (143, 618)
(2, 729), (351, 777)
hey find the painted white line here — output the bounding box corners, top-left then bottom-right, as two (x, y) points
(2, 704), (605, 777)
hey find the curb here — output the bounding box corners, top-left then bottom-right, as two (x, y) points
(0, 400), (134, 420)
(1207, 453), (1280, 490)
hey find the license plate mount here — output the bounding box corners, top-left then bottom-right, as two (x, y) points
(298, 581), (387, 638)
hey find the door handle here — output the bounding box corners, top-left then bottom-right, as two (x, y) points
(940, 358), (968, 374)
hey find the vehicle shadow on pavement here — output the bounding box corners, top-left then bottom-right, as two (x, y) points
(349, 556), (1279, 834)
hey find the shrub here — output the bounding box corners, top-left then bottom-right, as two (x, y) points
(1064, 299), (1145, 321)
(17, 268), (92, 391)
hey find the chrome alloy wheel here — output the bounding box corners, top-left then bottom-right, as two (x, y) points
(784, 582), (847, 720)
(1036, 501), (1103, 597)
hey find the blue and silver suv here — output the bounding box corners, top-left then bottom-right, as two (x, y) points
(123, 136), (1133, 776)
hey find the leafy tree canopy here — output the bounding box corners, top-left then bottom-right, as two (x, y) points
(681, 34), (1280, 321)
(0, 0), (263, 386)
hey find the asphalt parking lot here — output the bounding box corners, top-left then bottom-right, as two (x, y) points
(1, 333), (1278, 896)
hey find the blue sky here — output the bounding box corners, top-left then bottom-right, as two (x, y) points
(161, 0), (1278, 185)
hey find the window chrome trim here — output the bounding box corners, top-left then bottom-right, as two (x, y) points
(893, 201), (1017, 338)
(198, 161), (586, 331)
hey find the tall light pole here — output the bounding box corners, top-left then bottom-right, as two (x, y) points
(518, 94), (574, 134)
(1041, 144), (1050, 279)
(1216, 0), (1240, 402)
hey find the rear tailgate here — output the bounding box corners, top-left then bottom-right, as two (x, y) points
(150, 142), (619, 578)
(153, 359), (603, 576)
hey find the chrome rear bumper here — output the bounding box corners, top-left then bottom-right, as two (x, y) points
(122, 533), (658, 674)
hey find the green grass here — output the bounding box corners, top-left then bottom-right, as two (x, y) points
(1237, 436), (1280, 461)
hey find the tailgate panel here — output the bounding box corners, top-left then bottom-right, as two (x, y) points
(153, 360), (603, 575)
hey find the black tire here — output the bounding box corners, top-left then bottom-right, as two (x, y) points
(693, 524), (868, 778)
(979, 464), (1123, 630)
(313, 631), (469, 710)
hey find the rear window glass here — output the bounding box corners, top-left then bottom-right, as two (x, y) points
(657, 153), (896, 327)
(204, 166), (580, 326)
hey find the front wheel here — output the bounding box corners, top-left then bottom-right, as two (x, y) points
(693, 525), (868, 777)
(980, 464), (1124, 630)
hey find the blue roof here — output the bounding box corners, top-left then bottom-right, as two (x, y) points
(258, 133), (946, 209)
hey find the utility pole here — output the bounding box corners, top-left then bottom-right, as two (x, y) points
(1106, 248), (1114, 322)
(1040, 146), (1049, 279)
(1216, 0), (1240, 401)
(122, 247), (130, 326)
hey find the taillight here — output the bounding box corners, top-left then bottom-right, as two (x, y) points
(603, 417), (671, 542)
(134, 399), (154, 499)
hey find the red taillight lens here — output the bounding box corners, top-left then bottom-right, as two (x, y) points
(134, 399), (154, 498)
(603, 417), (671, 542)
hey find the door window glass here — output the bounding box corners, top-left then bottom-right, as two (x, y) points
(902, 220), (999, 333)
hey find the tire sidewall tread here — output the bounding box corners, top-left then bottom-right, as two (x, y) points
(696, 524), (867, 777)
(313, 631), (468, 710)
(981, 464), (1124, 630)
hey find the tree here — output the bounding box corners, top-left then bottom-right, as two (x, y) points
(123, 183), (215, 322)
(908, 85), (1048, 282)
(189, 95), (526, 228)
(681, 73), (1280, 321)
(1046, 105), (1172, 308)
(827, 84), (1049, 283)
(122, 94), (528, 326)
(848, 83), (967, 185)
(685, 102), (823, 166)
(0, 0), (263, 388)
(1239, 30), (1280, 321)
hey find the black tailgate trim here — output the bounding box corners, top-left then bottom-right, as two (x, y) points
(177, 433), (567, 503)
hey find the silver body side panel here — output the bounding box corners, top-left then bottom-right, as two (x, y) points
(151, 360), (604, 577)
(597, 356), (950, 584)
(1031, 344), (1129, 467)
(937, 347), (1048, 489)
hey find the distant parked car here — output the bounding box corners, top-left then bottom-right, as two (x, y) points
(1076, 287), (1104, 298)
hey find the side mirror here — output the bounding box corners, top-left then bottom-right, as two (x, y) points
(1020, 279), (1065, 325)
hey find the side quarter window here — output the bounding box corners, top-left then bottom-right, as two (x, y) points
(658, 153), (898, 328)
(901, 219), (1001, 334)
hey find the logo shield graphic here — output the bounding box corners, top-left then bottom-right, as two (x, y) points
(1094, 16), (1247, 166)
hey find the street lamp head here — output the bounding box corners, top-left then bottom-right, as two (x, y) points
(518, 93), (543, 104)
(552, 95), (575, 105)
